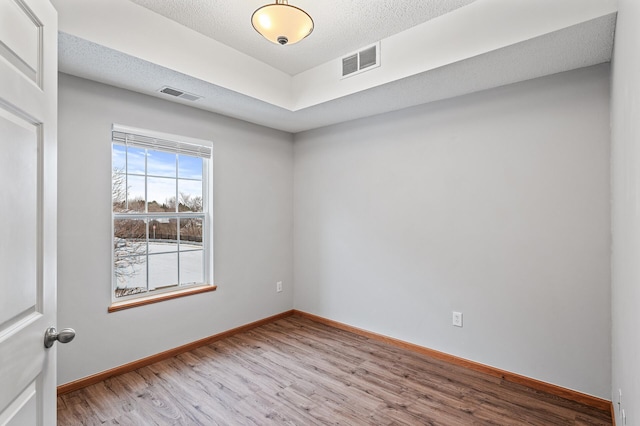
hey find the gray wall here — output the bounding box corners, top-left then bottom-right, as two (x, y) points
(611, 1), (640, 423)
(57, 74), (294, 385)
(293, 65), (611, 398)
(58, 65), (613, 400)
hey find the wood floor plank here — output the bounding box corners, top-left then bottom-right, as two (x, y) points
(58, 316), (612, 425)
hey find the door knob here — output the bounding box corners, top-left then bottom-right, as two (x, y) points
(44, 327), (76, 348)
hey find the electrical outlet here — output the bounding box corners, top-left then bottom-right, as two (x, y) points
(276, 281), (283, 293)
(452, 311), (463, 327)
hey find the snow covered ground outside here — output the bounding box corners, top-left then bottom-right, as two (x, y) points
(116, 242), (204, 294)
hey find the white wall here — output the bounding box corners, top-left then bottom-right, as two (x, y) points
(57, 74), (294, 385)
(611, 1), (640, 423)
(293, 65), (611, 398)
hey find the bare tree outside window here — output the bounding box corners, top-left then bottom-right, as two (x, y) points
(113, 167), (147, 297)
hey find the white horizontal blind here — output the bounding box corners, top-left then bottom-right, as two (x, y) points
(112, 130), (212, 158)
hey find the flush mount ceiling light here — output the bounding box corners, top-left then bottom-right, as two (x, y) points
(252, 0), (314, 46)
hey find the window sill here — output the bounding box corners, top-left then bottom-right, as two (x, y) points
(108, 284), (217, 313)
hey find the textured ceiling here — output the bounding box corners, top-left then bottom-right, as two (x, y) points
(128, 0), (477, 75)
(58, 13), (616, 133)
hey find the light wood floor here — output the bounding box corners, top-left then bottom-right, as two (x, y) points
(58, 316), (611, 425)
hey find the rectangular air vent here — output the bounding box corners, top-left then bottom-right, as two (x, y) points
(341, 42), (381, 79)
(359, 46), (377, 69)
(158, 86), (202, 102)
(342, 54), (358, 76)
(160, 87), (183, 97)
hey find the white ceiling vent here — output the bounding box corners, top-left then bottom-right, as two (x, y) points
(158, 86), (202, 101)
(341, 42), (381, 79)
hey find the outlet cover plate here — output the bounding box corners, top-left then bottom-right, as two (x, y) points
(452, 311), (463, 327)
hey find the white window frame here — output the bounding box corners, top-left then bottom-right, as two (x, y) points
(111, 124), (214, 303)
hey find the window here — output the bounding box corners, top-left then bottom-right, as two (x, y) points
(111, 125), (213, 302)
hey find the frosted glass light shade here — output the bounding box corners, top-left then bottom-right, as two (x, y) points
(252, 0), (314, 46)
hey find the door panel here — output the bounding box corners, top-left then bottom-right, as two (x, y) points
(0, 382), (37, 426)
(0, 0), (57, 424)
(0, 0), (41, 83)
(0, 107), (38, 325)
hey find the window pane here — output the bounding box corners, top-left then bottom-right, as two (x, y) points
(149, 253), (178, 290)
(114, 218), (147, 245)
(147, 150), (176, 178)
(149, 218), (178, 253)
(180, 250), (203, 285)
(180, 218), (203, 245)
(112, 168), (127, 212)
(178, 180), (203, 212)
(178, 155), (202, 179)
(148, 177), (176, 212)
(127, 146), (146, 175)
(114, 255), (147, 298)
(114, 217), (147, 297)
(112, 144), (126, 171)
(127, 175), (145, 212)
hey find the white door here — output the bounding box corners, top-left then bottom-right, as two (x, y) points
(0, 0), (59, 425)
